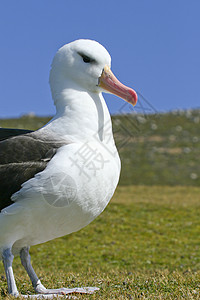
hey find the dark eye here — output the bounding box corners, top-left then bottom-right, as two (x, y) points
(78, 52), (95, 64)
(82, 54), (92, 63)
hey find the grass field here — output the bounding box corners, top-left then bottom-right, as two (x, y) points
(0, 111), (199, 298)
(0, 186), (199, 299)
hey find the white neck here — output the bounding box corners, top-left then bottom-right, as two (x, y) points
(43, 82), (114, 145)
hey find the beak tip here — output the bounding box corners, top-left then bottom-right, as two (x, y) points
(128, 89), (138, 106)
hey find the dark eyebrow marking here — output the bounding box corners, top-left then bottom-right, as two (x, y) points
(77, 51), (96, 63)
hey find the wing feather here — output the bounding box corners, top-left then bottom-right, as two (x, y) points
(0, 128), (33, 141)
(0, 130), (67, 211)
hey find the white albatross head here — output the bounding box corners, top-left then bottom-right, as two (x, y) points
(49, 39), (137, 107)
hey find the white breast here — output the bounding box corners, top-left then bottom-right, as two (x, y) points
(0, 141), (120, 252)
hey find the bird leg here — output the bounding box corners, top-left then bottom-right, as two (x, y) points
(2, 248), (19, 296)
(20, 247), (47, 294)
(20, 247), (99, 296)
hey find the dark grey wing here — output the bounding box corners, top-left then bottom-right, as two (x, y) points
(0, 131), (66, 211)
(0, 161), (47, 211)
(0, 128), (33, 141)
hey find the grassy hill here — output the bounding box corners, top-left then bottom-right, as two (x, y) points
(1, 109), (199, 186)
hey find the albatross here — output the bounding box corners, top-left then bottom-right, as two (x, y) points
(0, 39), (137, 297)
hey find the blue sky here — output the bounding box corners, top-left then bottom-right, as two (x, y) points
(0, 0), (200, 118)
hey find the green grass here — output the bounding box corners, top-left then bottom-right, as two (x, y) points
(113, 110), (200, 186)
(0, 186), (199, 299)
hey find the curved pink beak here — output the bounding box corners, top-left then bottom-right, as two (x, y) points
(98, 65), (137, 106)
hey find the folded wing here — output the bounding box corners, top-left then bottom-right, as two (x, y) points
(0, 130), (67, 211)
